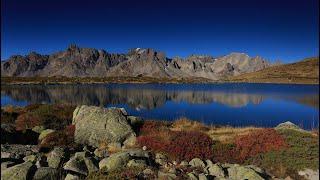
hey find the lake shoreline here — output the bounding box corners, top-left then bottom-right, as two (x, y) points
(2, 76), (319, 85)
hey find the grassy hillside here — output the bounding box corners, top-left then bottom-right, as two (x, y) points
(227, 57), (319, 84)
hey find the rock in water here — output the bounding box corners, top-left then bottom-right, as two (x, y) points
(72, 105), (136, 147)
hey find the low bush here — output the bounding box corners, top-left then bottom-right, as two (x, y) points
(39, 125), (75, 149)
(137, 121), (214, 161)
(233, 128), (287, 163)
(167, 131), (214, 161)
(1, 107), (20, 125)
(15, 104), (75, 131)
(212, 142), (237, 163)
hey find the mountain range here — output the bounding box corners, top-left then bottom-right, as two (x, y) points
(1, 44), (270, 80)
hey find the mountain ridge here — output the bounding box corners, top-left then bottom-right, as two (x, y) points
(1, 44), (271, 80)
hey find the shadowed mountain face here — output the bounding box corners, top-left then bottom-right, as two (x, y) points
(1, 45), (270, 80)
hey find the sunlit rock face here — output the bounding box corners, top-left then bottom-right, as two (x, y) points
(1, 45), (270, 79)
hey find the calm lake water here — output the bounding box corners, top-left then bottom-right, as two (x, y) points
(1, 83), (319, 129)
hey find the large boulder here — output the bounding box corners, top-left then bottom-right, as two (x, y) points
(72, 105), (136, 147)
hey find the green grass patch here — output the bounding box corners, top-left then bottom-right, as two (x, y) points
(246, 129), (319, 178)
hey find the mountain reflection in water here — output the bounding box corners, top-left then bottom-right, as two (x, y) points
(1, 83), (319, 129)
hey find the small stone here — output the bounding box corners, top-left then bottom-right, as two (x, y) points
(168, 167), (177, 174)
(1, 161), (16, 171)
(189, 158), (206, 168)
(23, 155), (37, 163)
(33, 167), (59, 180)
(187, 172), (198, 180)
(63, 156), (88, 176)
(47, 147), (65, 168)
(93, 148), (109, 158)
(207, 163), (225, 177)
(84, 157), (98, 173)
(143, 168), (154, 175)
(1, 152), (11, 159)
(227, 165), (264, 180)
(99, 151), (130, 170)
(158, 171), (177, 180)
(1, 162), (35, 180)
(65, 174), (79, 180)
(127, 159), (147, 168)
(32, 126), (45, 134)
(179, 161), (188, 167)
(142, 146), (147, 151)
(199, 173), (208, 180)
(38, 129), (55, 142)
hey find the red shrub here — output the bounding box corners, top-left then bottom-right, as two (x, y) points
(167, 131), (214, 161)
(233, 128), (287, 163)
(137, 129), (214, 161)
(212, 142), (237, 163)
(39, 125), (75, 149)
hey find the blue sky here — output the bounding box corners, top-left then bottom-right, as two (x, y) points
(1, 0), (319, 62)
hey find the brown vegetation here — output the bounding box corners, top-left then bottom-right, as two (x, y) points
(227, 58), (319, 84)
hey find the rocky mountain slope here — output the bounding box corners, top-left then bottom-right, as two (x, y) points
(1, 45), (270, 80)
(227, 57), (319, 84)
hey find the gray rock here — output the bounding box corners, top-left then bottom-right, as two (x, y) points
(198, 173), (208, 180)
(23, 155), (37, 163)
(1, 161), (16, 171)
(298, 169), (319, 180)
(99, 151), (131, 170)
(155, 153), (167, 166)
(83, 157), (98, 173)
(64, 174), (79, 180)
(207, 163), (225, 177)
(1, 152), (12, 159)
(227, 164), (264, 180)
(38, 129), (55, 142)
(93, 148), (109, 158)
(180, 161), (189, 166)
(127, 116), (143, 126)
(205, 159), (214, 167)
(127, 159), (147, 168)
(158, 171), (177, 180)
(275, 121), (304, 131)
(47, 147), (65, 168)
(0, 145), (39, 159)
(32, 126), (45, 134)
(187, 172), (198, 180)
(33, 167), (59, 180)
(189, 158), (206, 168)
(1, 162), (35, 180)
(143, 168), (154, 175)
(72, 105), (136, 147)
(63, 156), (88, 176)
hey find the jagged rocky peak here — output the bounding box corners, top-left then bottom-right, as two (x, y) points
(128, 48), (166, 61)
